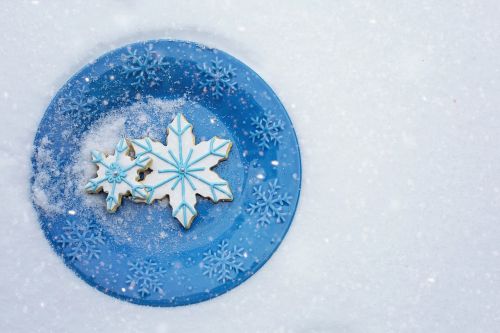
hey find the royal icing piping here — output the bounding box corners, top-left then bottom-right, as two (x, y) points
(85, 138), (151, 212)
(131, 113), (233, 229)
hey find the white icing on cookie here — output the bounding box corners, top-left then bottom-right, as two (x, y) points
(131, 113), (233, 229)
(85, 138), (151, 212)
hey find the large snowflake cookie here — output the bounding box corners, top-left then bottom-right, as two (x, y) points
(85, 113), (233, 229)
(85, 138), (151, 212)
(131, 113), (233, 229)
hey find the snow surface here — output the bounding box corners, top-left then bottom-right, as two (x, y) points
(1, 1), (500, 332)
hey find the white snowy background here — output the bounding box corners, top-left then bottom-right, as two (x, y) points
(1, 1), (500, 332)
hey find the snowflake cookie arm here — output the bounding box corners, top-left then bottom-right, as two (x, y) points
(130, 137), (175, 203)
(131, 113), (196, 206)
(84, 138), (151, 212)
(166, 137), (233, 229)
(186, 136), (233, 202)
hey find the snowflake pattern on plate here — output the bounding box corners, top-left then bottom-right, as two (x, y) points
(58, 220), (105, 262)
(198, 57), (237, 98)
(85, 138), (150, 212)
(32, 40), (301, 307)
(247, 179), (292, 226)
(121, 44), (168, 87)
(249, 111), (285, 150)
(131, 113), (233, 229)
(202, 240), (245, 283)
(57, 81), (98, 121)
(126, 259), (167, 298)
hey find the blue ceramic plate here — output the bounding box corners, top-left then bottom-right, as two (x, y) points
(31, 40), (301, 306)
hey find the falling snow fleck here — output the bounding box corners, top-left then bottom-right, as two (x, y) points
(202, 240), (245, 283)
(247, 179), (291, 226)
(198, 57), (237, 98)
(58, 220), (105, 262)
(126, 259), (167, 298)
(249, 112), (284, 150)
(121, 44), (168, 87)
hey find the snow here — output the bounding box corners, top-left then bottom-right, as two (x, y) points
(1, 1), (500, 332)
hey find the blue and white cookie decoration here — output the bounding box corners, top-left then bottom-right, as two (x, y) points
(84, 138), (151, 212)
(85, 113), (233, 229)
(132, 113), (233, 229)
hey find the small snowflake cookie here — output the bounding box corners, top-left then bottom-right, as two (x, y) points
(85, 138), (151, 212)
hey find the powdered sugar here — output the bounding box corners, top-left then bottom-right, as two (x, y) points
(31, 98), (185, 227)
(32, 136), (65, 214)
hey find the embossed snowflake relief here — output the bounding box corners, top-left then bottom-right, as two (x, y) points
(85, 113), (233, 229)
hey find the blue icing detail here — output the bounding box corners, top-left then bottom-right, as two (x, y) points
(105, 163), (126, 183)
